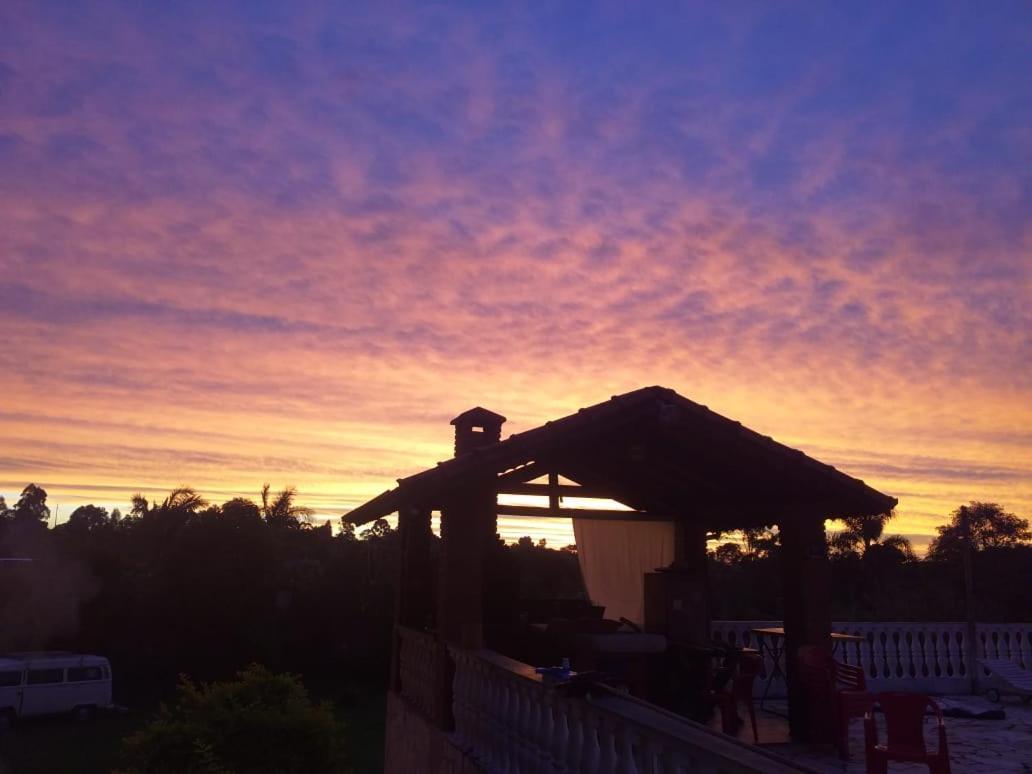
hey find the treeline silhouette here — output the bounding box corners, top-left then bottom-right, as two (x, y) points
(0, 486), (1028, 707)
(709, 504), (1031, 621)
(0, 484), (581, 707)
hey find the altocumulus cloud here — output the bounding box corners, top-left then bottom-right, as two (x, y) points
(0, 1), (1029, 545)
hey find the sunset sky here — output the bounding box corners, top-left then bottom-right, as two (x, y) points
(1, 2), (1029, 550)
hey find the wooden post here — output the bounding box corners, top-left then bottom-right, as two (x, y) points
(959, 506), (978, 693)
(436, 482), (496, 728)
(395, 504), (433, 628)
(438, 486), (495, 648)
(390, 504), (433, 693)
(780, 516), (832, 741)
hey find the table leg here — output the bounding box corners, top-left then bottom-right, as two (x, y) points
(758, 636), (788, 717)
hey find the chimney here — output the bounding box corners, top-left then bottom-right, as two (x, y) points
(450, 407), (506, 456)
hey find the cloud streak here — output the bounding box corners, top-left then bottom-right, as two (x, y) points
(1, 1), (1029, 547)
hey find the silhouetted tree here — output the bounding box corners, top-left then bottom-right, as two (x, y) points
(711, 542), (744, 565)
(359, 517), (393, 540)
(829, 511), (913, 560)
(220, 497), (262, 528)
(63, 504), (111, 535)
(0, 495), (8, 522)
(260, 484), (314, 528)
(741, 526), (779, 559)
(927, 502), (1030, 560)
(12, 483), (50, 524)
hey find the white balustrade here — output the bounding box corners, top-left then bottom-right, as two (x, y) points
(448, 647), (806, 773)
(396, 624), (441, 722)
(711, 620), (1032, 695)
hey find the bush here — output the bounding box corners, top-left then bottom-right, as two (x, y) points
(120, 664), (349, 773)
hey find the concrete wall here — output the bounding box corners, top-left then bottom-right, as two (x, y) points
(384, 690), (481, 774)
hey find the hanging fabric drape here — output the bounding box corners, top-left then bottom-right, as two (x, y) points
(572, 518), (676, 626)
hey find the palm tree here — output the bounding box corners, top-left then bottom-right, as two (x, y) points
(260, 484), (314, 528)
(830, 511), (913, 560)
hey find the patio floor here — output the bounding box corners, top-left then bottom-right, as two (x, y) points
(707, 696), (1032, 773)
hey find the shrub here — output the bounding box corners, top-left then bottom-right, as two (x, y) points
(120, 664), (349, 773)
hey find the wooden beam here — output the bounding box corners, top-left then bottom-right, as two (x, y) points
(496, 504), (675, 521)
(496, 481), (616, 499)
(548, 471), (560, 511)
(495, 461), (551, 486)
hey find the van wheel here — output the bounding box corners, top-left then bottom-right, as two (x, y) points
(72, 705), (96, 722)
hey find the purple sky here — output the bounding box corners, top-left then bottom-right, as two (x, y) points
(1, 2), (1029, 547)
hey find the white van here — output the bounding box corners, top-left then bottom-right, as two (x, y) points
(0, 652), (112, 724)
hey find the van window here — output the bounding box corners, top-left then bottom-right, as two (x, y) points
(27, 668), (64, 684)
(68, 666), (104, 682)
(0, 670), (21, 687)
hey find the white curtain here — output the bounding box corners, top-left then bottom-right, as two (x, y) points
(572, 519), (676, 626)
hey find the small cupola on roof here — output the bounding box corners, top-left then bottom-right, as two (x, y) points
(450, 407), (506, 456)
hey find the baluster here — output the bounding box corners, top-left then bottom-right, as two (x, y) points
(929, 627), (942, 677)
(581, 710), (600, 773)
(639, 736), (661, 774)
(567, 701), (584, 773)
(1019, 627), (1032, 669)
(596, 714), (617, 774)
(451, 655), (465, 740)
(500, 678), (514, 773)
(533, 686), (550, 771)
(875, 630), (887, 679)
(512, 683), (525, 772)
(522, 684), (537, 772)
(616, 723), (639, 774)
(549, 695), (568, 773)
(469, 661), (483, 762)
(886, 630), (900, 678)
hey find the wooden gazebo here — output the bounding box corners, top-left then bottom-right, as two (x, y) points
(346, 386), (896, 758)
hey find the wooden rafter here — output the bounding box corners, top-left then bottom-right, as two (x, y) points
(495, 504), (674, 521)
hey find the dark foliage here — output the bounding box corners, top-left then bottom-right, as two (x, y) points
(927, 502), (1031, 559)
(120, 664), (349, 774)
(0, 484), (397, 708)
(1, 483), (1028, 725)
(709, 507), (1031, 622)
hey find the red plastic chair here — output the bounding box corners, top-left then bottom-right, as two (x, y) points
(716, 653), (764, 742)
(797, 645), (873, 758)
(864, 692), (951, 774)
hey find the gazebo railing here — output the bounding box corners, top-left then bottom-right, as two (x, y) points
(449, 646), (810, 773)
(711, 620), (1032, 695)
(395, 624), (443, 723)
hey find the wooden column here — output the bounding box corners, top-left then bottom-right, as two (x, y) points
(390, 504), (433, 694)
(645, 520), (710, 643)
(780, 516), (832, 741)
(433, 483), (496, 730)
(438, 483), (496, 649)
(395, 503), (433, 629)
